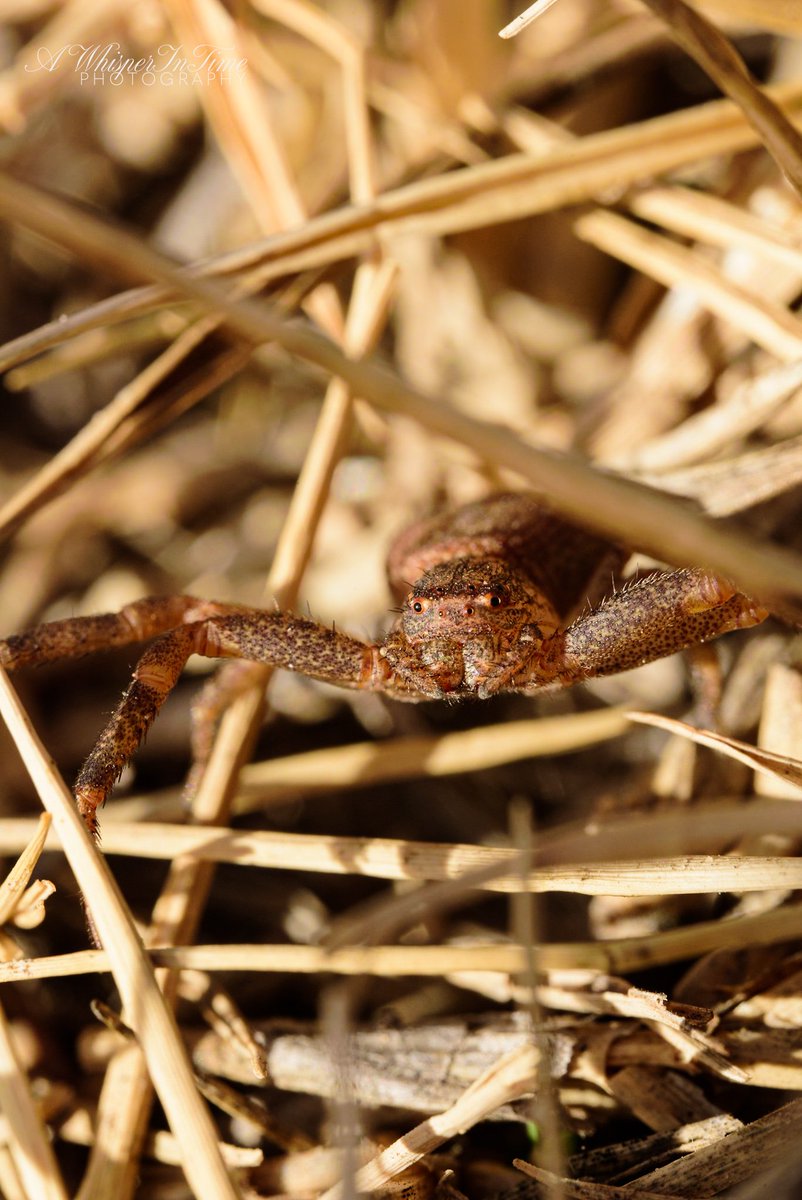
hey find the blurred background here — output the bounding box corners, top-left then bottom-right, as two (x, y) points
(2, 1), (802, 1195)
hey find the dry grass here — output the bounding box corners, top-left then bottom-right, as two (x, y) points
(2, 2), (802, 1197)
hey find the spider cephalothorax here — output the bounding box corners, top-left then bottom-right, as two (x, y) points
(382, 557), (561, 698)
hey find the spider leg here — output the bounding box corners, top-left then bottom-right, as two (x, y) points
(513, 569), (768, 693)
(74, 623), (203, 836)
(197, 611), (429, 700)
(66, 609), (422, 835)
(0, 595), (224, 671)
(187, 618), (436, 794)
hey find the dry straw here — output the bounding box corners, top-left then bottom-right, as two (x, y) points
(2, 0), (802, 1196)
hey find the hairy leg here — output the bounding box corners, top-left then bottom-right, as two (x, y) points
(0, 596), (221, 670)
(44, 609), (415, 835)
(73, 623), (202, 835)
(1, 598), (429, 835)
(516, 569), (768, 691)
(0, 595), (245, 835)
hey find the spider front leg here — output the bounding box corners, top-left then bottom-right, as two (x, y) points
(5, 606), (419, 837)
(0, 596), (237, 835)
(514, 568), (769, 692)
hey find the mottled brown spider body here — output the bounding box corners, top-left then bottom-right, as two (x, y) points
(381, 493), (624, 699)
(0, 492), (767, 836)
(383, 555), (557, 698)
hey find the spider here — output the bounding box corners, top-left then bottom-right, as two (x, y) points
(0, 492), (767, 837)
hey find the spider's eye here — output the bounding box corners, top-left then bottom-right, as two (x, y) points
(413, 602), (423, 613)
(410, 597), (427, 613)
(479, 592), (504, 608)
(465, 606), (474, 616)
(489, 595), (501, 607)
